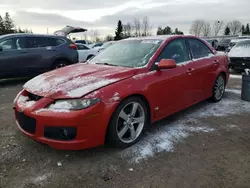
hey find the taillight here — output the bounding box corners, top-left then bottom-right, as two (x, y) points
(69, 43), (78, 50)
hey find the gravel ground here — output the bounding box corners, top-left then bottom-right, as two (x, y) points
(0, 74), (249, 188)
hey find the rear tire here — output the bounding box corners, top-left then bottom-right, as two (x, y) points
(106, 97), (148, 148)
(52, 60), (68, 70)
(87, 55), (94, 60)
(210, 74), (226, 102)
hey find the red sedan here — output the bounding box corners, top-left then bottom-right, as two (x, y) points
(14, 35), (229, 150)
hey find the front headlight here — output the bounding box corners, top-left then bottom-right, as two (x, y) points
(47, 98), (101, 110)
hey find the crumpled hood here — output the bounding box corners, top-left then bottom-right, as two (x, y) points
(24, 63), (137, 99)
(228, 46), (250, 58)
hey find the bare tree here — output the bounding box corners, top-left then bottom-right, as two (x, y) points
(123, 22), (133, 37)
(201, 21), (211, 37)
(133, 18), (141, 37)
(142, 16), (152, 36)
(90, 29), (100, 42)
(212, 20), (224, 36)
(189, 19), (205, 37)
(228, 20), (242, 35)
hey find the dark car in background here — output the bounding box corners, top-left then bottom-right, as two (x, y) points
(205, 39), (218, 49)
(0, 33), (78, 79)
(216, 38), (232, 51)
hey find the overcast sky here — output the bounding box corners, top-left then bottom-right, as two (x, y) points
(0, 0), (250, 38)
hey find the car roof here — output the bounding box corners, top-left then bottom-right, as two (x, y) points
(123, 35), (202, 41)
(0, 33), (66, 39)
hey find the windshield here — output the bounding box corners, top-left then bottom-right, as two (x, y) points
(89, 39), (162, 67)
(235, 40), (250, 48)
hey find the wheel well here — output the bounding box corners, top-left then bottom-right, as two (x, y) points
(87, 54), (94, 59)
(104, 93), (152, 144)
(219, 71), (227, 83)
(119, 94), (152, 124)
(53, 58), (70, 65)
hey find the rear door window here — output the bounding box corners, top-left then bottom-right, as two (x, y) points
(26, 37), (65, 48)
(188, 38), (213, 59)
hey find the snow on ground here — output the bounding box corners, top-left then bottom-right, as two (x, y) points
(230, 74), (242, 79)
(120, 88), (250, 163)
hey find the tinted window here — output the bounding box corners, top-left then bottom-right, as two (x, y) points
(188, 39), (213, 59)
(0, 37), (27, 50)
(75, 40), (86, 44)
(156, 39), (190, 64)
(77, 44), (89, 50)
(26, 37), (65, 48)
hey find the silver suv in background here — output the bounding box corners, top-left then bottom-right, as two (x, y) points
(0, 33), (78, 79)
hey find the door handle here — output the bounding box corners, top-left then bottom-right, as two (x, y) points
(19, 51), (28, 53)
(213, 59), (219, 64)
(186, 68), (195, 75)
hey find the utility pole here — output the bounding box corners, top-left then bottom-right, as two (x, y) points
(47, 28), (49, 34)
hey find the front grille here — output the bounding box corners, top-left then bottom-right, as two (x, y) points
(230, 57), (250, 64)
(44, 126), (77, 141)
(16, 112), (36, 134)
(27, 92), (43, 101)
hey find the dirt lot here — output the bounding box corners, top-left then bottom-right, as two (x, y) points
(0, 74), (250, 188)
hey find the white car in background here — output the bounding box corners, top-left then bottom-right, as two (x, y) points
(76, 43), (99, 62)
(96, 41), (116, 51)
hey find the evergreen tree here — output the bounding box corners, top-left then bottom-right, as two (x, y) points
(114, 20), (123, 41)
(173, 28), (184, 35)
(157, 26), (163, 35)
(224, 26), (230, 35)
(4, 12), (14, 34)
(245, 23), (250, 34)
(0, 15), (4, 35)
(163, 26), (172, 35)
(241, 25), (245, 34)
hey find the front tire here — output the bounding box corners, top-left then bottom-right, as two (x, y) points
(210, 74), (226, 102)
(107, 97), (148, 148)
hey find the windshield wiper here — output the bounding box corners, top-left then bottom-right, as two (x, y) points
(95, 63), (118, 67)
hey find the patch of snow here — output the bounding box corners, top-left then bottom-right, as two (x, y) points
(109, 92), (120, 103)
(230, 74), (242, 79)
(86, 91), (100, 98)
(216, 51), (226, 56)
(129, 124), (214, 163)
(67, 78), (119, 98)
(57, 162), (62, 167)
(35, 108), (70, 114)
(17, 95), (36, 109)
(192, 53), (214, 62)
(13, 90), (23, 104)
(228, 46), (250, 57)
(48, 101), (73, 109)
(121, 91), (250, 163)
(177, 60), (193, 66)
(128, 168), (134, 171)
(133, 71), (156, 80)
(226, 124), (238, 129)
(226, 88), (241, 95)
(32, 173), (51, 184)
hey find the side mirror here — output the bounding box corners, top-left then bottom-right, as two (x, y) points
(157, 59), (177, 70)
